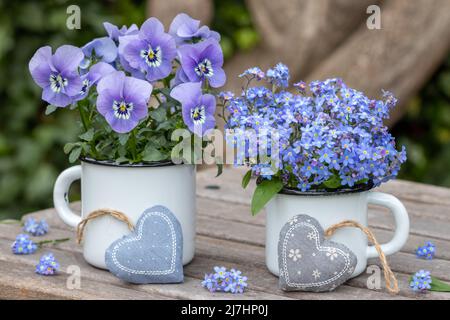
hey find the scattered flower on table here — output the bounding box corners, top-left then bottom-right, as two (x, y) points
(201, 266), (248, 294)
(23, 217), (49, 236)
(36, 253), (60, 276)
(410, 270), (432, 292)
(415, 241), (435, 260)
(11, 234), (38, 255)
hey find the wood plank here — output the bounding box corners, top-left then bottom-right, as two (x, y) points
(0, 220), (411, 300)
(0, 228), (287, 300)
(0, 259), (165, 300)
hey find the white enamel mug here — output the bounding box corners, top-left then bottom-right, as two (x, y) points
(265, 187), (409, 278)
(53, 159), (196, 269)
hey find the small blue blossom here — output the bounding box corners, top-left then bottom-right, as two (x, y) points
(239, 67), (265, 80)
(11, 234), (38, 255)
(266, 63), (289, 88)
(416, 242), (435, 260)
(23, 217), (49, 236)
(410, 270), (432, 292)
(201, 267), (248, 294)
(35, 253), (59, 276)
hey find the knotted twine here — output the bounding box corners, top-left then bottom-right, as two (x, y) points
(76, 209), (399, 294)
(325, 220), (399, 294)
(76, 209), (134, 244)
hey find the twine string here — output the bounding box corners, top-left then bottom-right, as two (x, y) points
(325, 220), (399, 295)
(76, 209), (134, 244)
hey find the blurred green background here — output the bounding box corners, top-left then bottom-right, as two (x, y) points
(0, 0), (449, 219)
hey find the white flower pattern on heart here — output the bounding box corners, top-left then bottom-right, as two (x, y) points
(312, 269), (321, 279)
(288, 248), (302, 261)
(326, 248), (338, 261)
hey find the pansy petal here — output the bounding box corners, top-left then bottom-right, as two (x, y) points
(52, 45), (84, 73)
(207, 67), (226, 88)
(123, 76), (152, 105)
(63, 75), (84, 97)
(82, 37), (118, 63)
(42, 87), (72, 107)
(139, 17), (165, 41)
(88, 62), (116, 84)
(170, 82), (202, 107)
(202, 39), (224, 66)
(97, 71), (125, 97)
(199, 94), (216, 115)
(29, 46), (53, 88)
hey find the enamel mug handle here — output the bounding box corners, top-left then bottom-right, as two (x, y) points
(366, 192), (409, 259)
(53, 165), (82, 228)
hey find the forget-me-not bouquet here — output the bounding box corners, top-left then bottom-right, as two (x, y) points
(221, 64), (407, 214)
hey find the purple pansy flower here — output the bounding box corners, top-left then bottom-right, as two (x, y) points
(29, 45), (84, 107)
(170, 82), (216, 135)
(120, 17), (176, 82)
(96, 71), (152, 133)
(81, 37), (118, 69)
(103, 22), (139, 42)
(169, 13), (220, 45)
(74, 62), (116, 101)
(178, 38), (226, 88)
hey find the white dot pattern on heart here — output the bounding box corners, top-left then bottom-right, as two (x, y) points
(111, 210), (177, 276)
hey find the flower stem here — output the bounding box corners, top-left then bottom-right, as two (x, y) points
(129, 129), (138, 162)
(37, 238), (70, 248)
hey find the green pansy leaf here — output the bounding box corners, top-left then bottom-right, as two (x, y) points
(118, 133), (129, 146)
(45, 104), (58, 115)
(251, 178), (283, 216)
(69, 147), (82, 163)
(63, 142), (78, 154)
(149, 107), (167, 122)
(142, 145), (166, 162)
(242, 169), (252, 189)
(79, 128), (94, 142)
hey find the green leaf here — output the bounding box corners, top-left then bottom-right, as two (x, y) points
(431, 276), (450, 292)
(242, 169), (252, 189)
(45, 104), (58, 115)
(63, 142), (78, 154)
(118, 133), (129, 146)
(79, 128), (94, 142)
(142, 145), (166, 162)
(323, 174), (341, 189)
(251, 178), (283, 216)
(69, 147), (82, 163)
(149, 107), (167, 122)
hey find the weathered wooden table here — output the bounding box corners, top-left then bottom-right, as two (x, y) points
(1, 167), (449, 300)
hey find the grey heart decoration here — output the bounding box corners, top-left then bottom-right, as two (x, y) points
(278, 214), (357, 292)
(105, 205), (183, 284)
